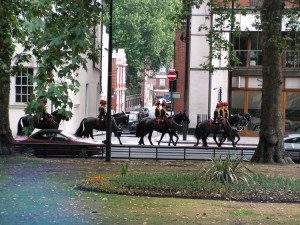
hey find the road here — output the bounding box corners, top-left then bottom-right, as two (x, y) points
(91, 132), (256, 161)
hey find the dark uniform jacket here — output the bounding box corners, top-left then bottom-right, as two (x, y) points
(160, 107), (167, 120)
(98, 106), (106, 120)
(155, 106), (160, 118)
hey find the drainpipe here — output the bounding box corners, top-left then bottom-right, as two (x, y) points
(183, 3), (191, 140)
(208, 2), (213, 119)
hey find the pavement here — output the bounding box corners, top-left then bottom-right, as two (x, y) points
(94, 131), (259, 147)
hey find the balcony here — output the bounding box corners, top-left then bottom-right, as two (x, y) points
(249, 0), (262, 8)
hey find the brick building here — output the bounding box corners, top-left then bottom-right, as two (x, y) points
(174, 0), (300, 134)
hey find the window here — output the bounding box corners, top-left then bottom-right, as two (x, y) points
(159, 79), (165, 88)
(15, 68), (33, 103)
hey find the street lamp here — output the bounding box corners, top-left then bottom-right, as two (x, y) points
(105, 0), (113, 162)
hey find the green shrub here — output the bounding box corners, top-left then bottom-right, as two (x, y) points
(120, 162), (129, 177)
(202, 155), (253, 185)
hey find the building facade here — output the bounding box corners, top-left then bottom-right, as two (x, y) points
(9, 22), (126, 136)
(174, 1), (300, 134)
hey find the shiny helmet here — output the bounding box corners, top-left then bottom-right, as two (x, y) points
(155, 100), (160, 106)
(216, 102), (221, 108)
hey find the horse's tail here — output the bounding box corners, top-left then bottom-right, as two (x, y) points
(75, 119), (86, 137)
(135, 121), (143, 137)
(17, 117), (24, 136)
(194, 122), (202, 138)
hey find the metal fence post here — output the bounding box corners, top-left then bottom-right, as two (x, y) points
(129, 146), (131, 160)
(156, 147), (158, 161)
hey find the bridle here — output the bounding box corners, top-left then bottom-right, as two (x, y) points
(171, 113), (187, 127)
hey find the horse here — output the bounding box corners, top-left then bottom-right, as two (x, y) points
(74, 116), (123, 144)
(218, 114), (252, 146)
(136, 111), (190, 146)
(194, 114), (251, 147)
(112, 111), (129, 129)
(17, 110), (69, 136)
(194, 118), (221, 147)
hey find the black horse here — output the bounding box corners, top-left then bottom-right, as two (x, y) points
(194, 114), (251, 147)
(194, 119), (221, 147)
(74, 115), (125, 144)
(17, 110), (69, 136)
(218, 114), (252, 146)
(112, 111), (129, 128)
(136, 111), (190, 146)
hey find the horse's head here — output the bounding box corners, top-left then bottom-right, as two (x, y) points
(113, 111), (129, 126)
(173, 111), (190, 124)
(51, 110), (70, 122)
(239, 114), (251, 127)
(182, 111), (190, 124)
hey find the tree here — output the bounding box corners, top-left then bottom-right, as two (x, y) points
(251, 0), (297, 163)
(103, 0), (180, 94)
(0, 0), (101, 155)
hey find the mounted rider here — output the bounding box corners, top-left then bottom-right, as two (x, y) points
(213, 102), (222, 123)
(160, 100), (168, 125)
(37, 96), (53, 126)
(154, 100), (161, 124)
(98, 99), (107, 125)
(223, 102), (229, 118)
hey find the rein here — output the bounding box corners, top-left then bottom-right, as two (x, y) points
(171, 115), (185, 127)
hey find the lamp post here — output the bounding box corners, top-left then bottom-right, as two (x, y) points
(228, 0), (234, 112)
(105, 0), (113, 162)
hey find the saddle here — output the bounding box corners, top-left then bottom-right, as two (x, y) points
(97, 118), (105, 126)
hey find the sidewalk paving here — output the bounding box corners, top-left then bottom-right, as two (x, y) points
(160, 134), (259, 146)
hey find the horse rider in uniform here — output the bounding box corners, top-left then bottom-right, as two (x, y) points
(219, 102), (225, 119)
(160, 100), (168, 125)
(213, 102), (221, 124)
(155, 100), (161, 125)
(223, 102), (229, 118)
(98, 99), (107, 125)
(38, 96), (52, 126)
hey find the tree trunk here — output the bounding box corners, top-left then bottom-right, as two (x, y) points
(0, 2), (15, 155)
(251, 0), (292, 164)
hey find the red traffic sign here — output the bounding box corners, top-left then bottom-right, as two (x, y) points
(167, 70), (177, 81)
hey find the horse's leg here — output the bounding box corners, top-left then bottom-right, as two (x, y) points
(138, 135), (144, 145)
(194, 138), (200, 146)
(173, 133), (179, 146)
(168, 133), (172, 146)
(234, 132), (240, 145)
(113, 130), (123, 145)
(148, 131), (154, 145)
(213, 133), (221, 147)
(202, 134), (208, 147)
(158, 132), (166, 145)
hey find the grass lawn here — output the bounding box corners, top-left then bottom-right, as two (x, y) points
(1, 156), (300, 224)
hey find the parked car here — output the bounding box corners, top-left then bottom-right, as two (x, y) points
(14, 129), (104, 156)
(126, 111), (139, 134)
(284, 133), (300, 161)
(135, 107), (149, 119)
(285, 120), (300, 133)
